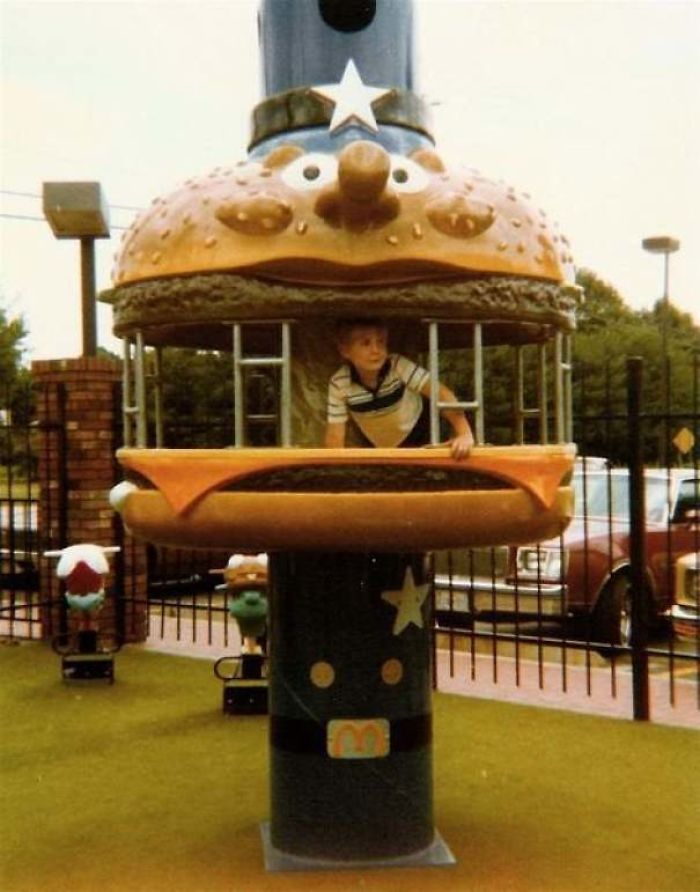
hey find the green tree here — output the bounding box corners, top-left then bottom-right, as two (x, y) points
(0, 303), (27, 390)
(575, 269), (636, 332)
(0, 301), (35, 478)
(0, 303), (33, 423)
(573, 268), (700, 464)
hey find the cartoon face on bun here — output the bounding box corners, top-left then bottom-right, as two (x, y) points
(113, 141), (574, 288)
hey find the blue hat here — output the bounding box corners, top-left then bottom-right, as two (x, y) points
(250, 0), (433, 158)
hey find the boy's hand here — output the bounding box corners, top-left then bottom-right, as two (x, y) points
(449, 433), (474, 460)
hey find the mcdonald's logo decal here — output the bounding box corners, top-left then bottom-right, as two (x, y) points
(327, 718), (390, 759)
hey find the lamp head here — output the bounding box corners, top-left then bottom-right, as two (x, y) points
(42, 182), (110, 239)
(642, 235), (680, 255)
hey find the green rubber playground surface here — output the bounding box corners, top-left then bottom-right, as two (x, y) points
(1, 641), (698, 891)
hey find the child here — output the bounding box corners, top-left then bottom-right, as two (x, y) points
(325, 319), (474, 459)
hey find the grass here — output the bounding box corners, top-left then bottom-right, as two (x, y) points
(1, 641), (698, 892)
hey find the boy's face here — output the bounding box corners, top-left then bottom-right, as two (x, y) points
(339, 326), (389, 375)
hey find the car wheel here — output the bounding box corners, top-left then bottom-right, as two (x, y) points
(592, 574), (633, 648)
(593, 574), (656, 651)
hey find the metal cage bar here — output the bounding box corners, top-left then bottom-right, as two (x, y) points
(554, 331), (573, 443)
(538, 343), (549, 444)
(134, 331), (147, 447)
(426, 320), (484, 446)
(232, 324), (244, 447)
(152, 347), (164, 449)
(515, 344), (549, 445)
(122, 333), (148, 448)
(232, 321), (292, 447)
(121, 338), (134, 447)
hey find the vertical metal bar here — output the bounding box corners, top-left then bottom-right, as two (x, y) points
(564, 334), (573, 443)
(153, 347), (164, 449)
(627, 356), (650, 721)
(280, 323), (292, 446)
(473, 323), (484, 444)
(57, 382), (69, 638)
(233, 324), (244, 447)
(660, 252), (671, 466)
(111, 380), (127, 647)
(122, 338), (133, 447)
(554, 331), (565, 443)
(515, 346), (524, 445)
(538, 343), (549, 444)
(428, 322), (440, 445)
(134, 331), (147, 447)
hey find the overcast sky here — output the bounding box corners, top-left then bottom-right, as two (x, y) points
(2, 0), (698, 361)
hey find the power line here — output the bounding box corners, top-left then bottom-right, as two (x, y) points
(0, 211), (129, 231)
(0, 212), (42, 222)
(0, 189), (144, 213)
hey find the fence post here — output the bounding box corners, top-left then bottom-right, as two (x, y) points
(626, 356), (650, 721)
(32, 357), (148, 643)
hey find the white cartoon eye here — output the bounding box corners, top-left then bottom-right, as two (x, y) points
(281, 153), (339, 191)
(389, 155), (430, 193)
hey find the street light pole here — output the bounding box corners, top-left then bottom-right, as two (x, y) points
(42, 182), (110, 358)
(642, 235), (680, 465)
(79, 237), (98, 357)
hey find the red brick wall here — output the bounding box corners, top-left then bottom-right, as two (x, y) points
(32, 357), (148, 643)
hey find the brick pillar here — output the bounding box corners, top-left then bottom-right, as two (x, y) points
(32, 357), (148, 643)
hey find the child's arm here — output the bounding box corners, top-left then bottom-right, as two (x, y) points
(325, 421), (347, 448)
(326, 373), (348, 448)
(420, 381), (474, 459)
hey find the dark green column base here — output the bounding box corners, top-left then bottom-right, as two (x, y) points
(260, 822), (456, 872)
(268, 551), (435, 861)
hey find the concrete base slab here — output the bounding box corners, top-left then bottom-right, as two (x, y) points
(260, 822), (456, 873)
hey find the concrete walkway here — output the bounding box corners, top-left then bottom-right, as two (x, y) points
(435, 646), (699, 729)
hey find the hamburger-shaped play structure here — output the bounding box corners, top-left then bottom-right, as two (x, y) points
(105, 0), (577, 870)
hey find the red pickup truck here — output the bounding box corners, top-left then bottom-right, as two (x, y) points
(434, 466), (700, 646)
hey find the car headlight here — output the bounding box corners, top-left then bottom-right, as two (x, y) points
(515, 546), (565, 581)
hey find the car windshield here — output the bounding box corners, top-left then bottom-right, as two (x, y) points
(573, 472), (670, 522)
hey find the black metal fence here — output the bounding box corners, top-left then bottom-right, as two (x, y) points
(434, 353), (700, 726)
(2, 356), (698, 726)
(1, 380), (42, 641)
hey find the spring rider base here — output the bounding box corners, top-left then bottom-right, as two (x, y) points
(215, 652), (269, 715)
(53, 630), (116, 683)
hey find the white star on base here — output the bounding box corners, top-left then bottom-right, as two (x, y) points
(381, 567), (430, 636)
(310, 58), (392, 135)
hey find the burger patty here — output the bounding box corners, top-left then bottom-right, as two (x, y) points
(127, 465), (514, 494)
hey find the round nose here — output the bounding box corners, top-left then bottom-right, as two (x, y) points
(337, 141), (391, 202)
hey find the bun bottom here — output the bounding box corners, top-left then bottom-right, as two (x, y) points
(117, 486), (573, 552)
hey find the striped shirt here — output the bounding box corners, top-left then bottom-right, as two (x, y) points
(327, 353), (430, 447)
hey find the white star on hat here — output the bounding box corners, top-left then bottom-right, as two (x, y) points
(311, 58), (393, 135)
(381, 567), (430, 636)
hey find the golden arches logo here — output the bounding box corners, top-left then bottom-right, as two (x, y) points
(327, 719), (390, 759)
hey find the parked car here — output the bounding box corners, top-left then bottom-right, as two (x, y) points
(434, 466), (700, 646)
(670, 550), (700, 642)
